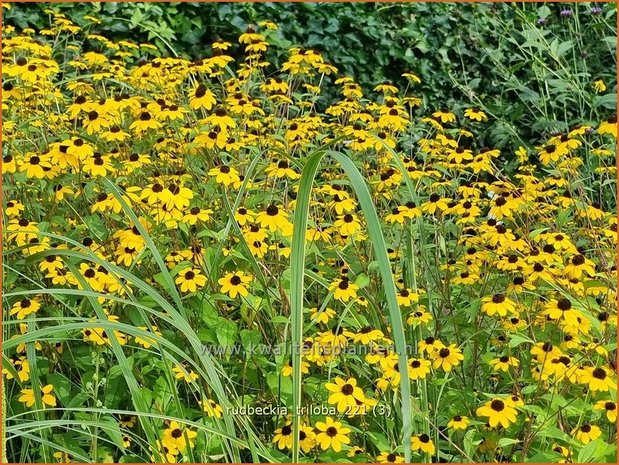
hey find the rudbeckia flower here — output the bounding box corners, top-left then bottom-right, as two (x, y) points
(272, 423), (294, 450)
(172, 364), (198, 383)
(489, 355), (520, 372)
(328, 277), (359, 302)
(432, 108), (456, 123)
(411, 433), (435, 454)
(464, 107), (488, 121)
(481, 294), (517, 317)
(199, 399), (224, 418)
(377, 452), (405, 463)
(162, 421), (197, 452)
(218, 271), (252, 298)
(598, 114), (617, 137)
(593, 400), (617, 422)
(175, 268), (206, 293)
(325, 377), (366, 413)
(577, 366), (616, 392)
(476, 398), (518, 428)
(315, 417), (351, 452)
(572, 423), (602, 444)
(430, 344), (464, 371)
(19, 384), (57, 408)
(447, 415), (470, 430)
(255, 204), (291, 232)
(408, 357), (431, 380)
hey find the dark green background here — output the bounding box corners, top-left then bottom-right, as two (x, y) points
(4, 2), (617, 148)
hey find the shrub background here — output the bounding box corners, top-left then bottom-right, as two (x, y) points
(5, 2), (617, 152)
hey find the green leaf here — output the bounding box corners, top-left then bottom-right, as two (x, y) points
(215, 319), (237, 349)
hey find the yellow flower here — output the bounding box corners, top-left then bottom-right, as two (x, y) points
(10, 298), (41, 320)
(281, 360), (309, 377)
(218, 271), (252, 298)
(273, 423), (294, 450)
(421, 193), (449, 215)
(189, 84), (217, 110)
(402, 72), (421, 83)
(265, 160), (301, 179)
(328, 277), (359, 302)
(325, 377), (366, 413)
(172, 364), (198, 383)
(418, 336), (444, 355)
(464, 107), (487, 121)
(537, 142), (569, 165)
(431, 344), (464, 371)
(598, 115), (617, 137)
(315, 417), (351, 452)
(205, 107), (236, 130)
(351, 326), (384, 344)
(408, 357), (431, 380)
(130, 111), (162, 133)
(447, 415), (470, 430)
(83, 154), (113, 177)
(333, 213), (361, 236)
(19, 154), (52, 179)
(411, 433), (435, 454)
(432, 108), (456, 123)
(578, 366), (616, 392)
(310, 307), (336, 324)
(162, 421), (198, 452)
(208, 165), (241, 187)
(199, 399), (223, 418)
(396, 288), (418, 307)
(572, 423), (602, 444)
(406, 308), (433, 327)
(594, 400), (617, 422)
(489, 355), (520, 372)
(255, 204), (291, 232)
(593, 80), (606, 92)
(377, 451), (405, 463)
(175, 268), (207, 293)
(19, 384), (56, 408)
(476, 398), (518, 428)
(481, 294), (517, 317)
(134, 326), (163, 349)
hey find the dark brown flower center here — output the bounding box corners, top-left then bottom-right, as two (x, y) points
(326, 426), (338, 437)
(281, 425), (292, 435)
(572, 254), (585, 265)
(592, 368), (607, 380)
(557, 299), (571, 311)
(490, 400), (505, 411)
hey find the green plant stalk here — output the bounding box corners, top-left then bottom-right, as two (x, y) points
(405, 227), (431, 454)
(290, 146), (412, 462)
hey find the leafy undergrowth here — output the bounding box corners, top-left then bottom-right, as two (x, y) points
(2, 10), (617, 464)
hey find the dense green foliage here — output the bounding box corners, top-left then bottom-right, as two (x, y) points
(6, 2), (617, 147)
(3, 3), (617, 463)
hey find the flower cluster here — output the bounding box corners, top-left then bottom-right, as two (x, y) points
(3, 10), (616, 464)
